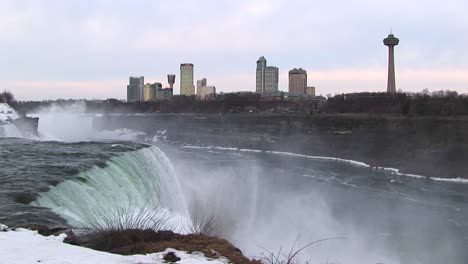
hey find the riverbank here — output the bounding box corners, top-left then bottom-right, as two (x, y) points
(0, 224), (259, 264)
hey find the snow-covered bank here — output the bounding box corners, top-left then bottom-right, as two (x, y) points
(0, 103), (20, 123)
(0, 224), (228, 264)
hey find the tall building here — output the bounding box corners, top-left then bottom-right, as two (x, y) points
(256, 57), (267, 93)
(199, 86), (216, 100)
(127, 76), (144, 102)
(289, 68), (307, 94)
(167, 74), (176, 89)
(156, 87), (173, 100)
(384, 33), (399, 94)
(256, 56), (279, 93)
(196, 78), (207, 96)
(265, 66), (279, 92)
(143, 83), (153, 101)
(305, 86), (316, 96)
(143, 83), (162, 101)
(180, 63), (194, 96)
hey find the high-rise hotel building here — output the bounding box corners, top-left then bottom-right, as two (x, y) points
(127, 76), (144, 102)
(256, 56), (279, 93)
(288, 68), (307, 94)
(196, 78), (207, 96)
(180, 63), (195, 96)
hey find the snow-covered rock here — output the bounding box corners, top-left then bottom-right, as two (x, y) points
(0, 226), (229, 264)
(0, 103), (20, 123)
(0, 223), (8, 231)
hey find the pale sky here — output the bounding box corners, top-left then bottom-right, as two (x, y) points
(1, 0), (468, 100)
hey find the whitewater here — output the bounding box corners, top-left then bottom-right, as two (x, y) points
(1, 105), (468, 264)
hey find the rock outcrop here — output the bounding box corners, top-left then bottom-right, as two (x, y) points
(0, 103), (38, 136)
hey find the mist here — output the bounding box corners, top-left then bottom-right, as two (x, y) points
(172, 146), (468, 263)
(28, 102), (146, 142)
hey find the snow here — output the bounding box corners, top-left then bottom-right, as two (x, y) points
(0, 226), (229, 264)
(0, 103), (20, 123)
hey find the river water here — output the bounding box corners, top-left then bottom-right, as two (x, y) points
(0, 111), (467, 264)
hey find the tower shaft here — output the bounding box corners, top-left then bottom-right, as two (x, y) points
(387, 45), (396, 93)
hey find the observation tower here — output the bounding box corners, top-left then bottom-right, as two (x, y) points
(383, 33), (400, 93)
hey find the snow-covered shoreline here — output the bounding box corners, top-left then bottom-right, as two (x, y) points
(0, 103), (20, 123)
(0, 224), (228, 264)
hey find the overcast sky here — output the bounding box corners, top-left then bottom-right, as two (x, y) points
(1, 0), (468, 100)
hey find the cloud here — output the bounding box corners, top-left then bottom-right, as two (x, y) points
(0, 0), (467, 99)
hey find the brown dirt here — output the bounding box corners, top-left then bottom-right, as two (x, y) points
(86, 229), (261, 264)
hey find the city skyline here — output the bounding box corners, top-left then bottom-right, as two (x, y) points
(1, 0), (468, 100)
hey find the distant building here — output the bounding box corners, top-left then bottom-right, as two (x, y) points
(127, 76), (144, 102)
(167, 74), (176, 89)
(265, 66), (279, 92)
(256, 57), (266, 93)
(180, 63), (195, 96)
(256, 56), (279, 93)
(143, 83), (153, 101)
(199, 86), (216, 100)
(289, 68), (307, 94)
(305, 86), (316, 96)
(196, 78), (207, 96)
(143, 83), (163, 101)
(156, 88), (173, 100)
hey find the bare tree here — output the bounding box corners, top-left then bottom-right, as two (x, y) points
(0, 91), (15, 103)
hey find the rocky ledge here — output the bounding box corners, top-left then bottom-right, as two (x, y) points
(5, 224), (260, 264)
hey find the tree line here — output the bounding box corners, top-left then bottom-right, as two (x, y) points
(324, 91), (468, 116)
(8, 90), (468, 116)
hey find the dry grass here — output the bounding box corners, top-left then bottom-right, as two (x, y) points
(260, 237), (346, 264)
(80, 201), (259, 262)
(187, 210), (219, 237)
(84, 228), (260, 263)
(82, 203), (173, 233)
(79, 201), (344, 264)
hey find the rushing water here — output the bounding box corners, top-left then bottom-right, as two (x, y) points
(1, 116), (468, 263)
(0, 123), (23, 138)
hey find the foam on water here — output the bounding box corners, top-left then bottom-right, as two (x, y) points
(432, 177), (468, 184)
(183, 145), (468, 185)
(183, 145), (371, 168)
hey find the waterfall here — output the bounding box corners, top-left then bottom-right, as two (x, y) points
(0, 123), (23, 138)
(33, 145), (191, 232)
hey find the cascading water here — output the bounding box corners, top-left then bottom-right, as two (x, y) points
(0, 103), (23, 138)
(33, 145), (192, 232)
(0, 123), (23, 138)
